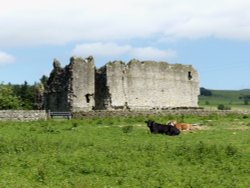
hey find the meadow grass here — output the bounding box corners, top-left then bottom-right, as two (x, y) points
(0, 114), (250, 187)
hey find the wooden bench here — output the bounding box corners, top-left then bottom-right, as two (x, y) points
(48, 111), (72, 119)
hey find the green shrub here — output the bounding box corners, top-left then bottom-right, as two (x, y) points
(244, 100), (249, 105)
(72, 122), (78, 128)
(242, 115), (249, 119)
(217, 104), (231, 110)
(225, 144), (239, 156)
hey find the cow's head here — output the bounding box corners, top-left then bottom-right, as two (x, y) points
(145, 120), (154, 127)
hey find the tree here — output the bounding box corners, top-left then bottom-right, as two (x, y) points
(40, 75), (48, 88)
(34, 82), (45, 110)
(239, 94), (250, 105)
(0, 84), (23, 109)
(200, 87), (212, 96)
(12, 81), (36, 109)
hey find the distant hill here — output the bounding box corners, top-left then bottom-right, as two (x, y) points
(199, 89), (250, 110)
(239, 89), (250, 93)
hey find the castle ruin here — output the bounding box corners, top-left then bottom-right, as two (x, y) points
(44, 56), (199, 112)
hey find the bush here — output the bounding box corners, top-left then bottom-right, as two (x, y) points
(0, 84), (23, 109)
(200, 87), (212, 96)
(244, 100), (249, 105)
(217, 104), (231, 110)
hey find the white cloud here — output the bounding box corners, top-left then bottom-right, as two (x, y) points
(1, 0), (250, 46)
(72, 42), (176, 61)
(0, 51), (15, 65)
(130, 47), (176, 60)
(72, 43), (131, 57)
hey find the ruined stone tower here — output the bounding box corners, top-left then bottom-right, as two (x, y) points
(45, 56), (95, 112)
(45, 56), (199, 112)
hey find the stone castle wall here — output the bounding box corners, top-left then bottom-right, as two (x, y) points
(69, 57), (95, 112)
(44, 59), (70, 111)
(103, 59), (199, 110)
(45, 56), (200, 112)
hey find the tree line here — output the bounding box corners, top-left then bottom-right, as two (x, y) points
(0, 75), (48, 110)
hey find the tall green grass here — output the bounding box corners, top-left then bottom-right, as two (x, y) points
(0, 114), (250, 187)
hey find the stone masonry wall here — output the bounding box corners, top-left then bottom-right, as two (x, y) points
(95, 66), (112, 110)
(104, 60), (199, 110)
(69, 56), (95, 112)
(104, 61), (127, 109)
(44, 59), (71, 111)
(0, 110), (47, 121)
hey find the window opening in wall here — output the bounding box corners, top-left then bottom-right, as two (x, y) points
(85, 94), (91, 103)
(188, 71), (192, 80)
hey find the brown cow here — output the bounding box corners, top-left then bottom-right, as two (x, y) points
(168, 120), (193, 131)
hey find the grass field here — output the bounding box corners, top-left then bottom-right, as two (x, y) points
(199, 89), (250, 110)
(0, 114), (250, 187)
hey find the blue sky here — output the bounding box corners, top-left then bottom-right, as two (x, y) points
(0, 0), (250, 90)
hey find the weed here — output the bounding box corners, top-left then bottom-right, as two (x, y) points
(72, 122), (78, 128)
(96, 119), (103, 125)
(35, 165), (47, 183)
(122, 125), (133, 133)
(206, 121), (216, 126)
(225, 144), (239, 156)
(242, 115), (249, 119)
